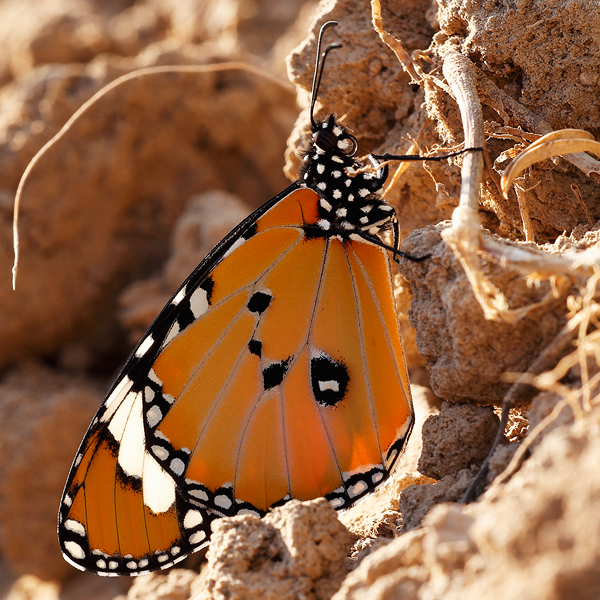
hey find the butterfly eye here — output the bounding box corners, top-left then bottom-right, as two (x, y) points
(337, 135), (358, 156)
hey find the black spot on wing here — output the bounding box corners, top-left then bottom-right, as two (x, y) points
(243, 221), (258, 240)
(199, 276), (214, 305)
(310, 353), (349, 406)
(174, 276), (215, 332)
(247, 292), (272, 314)
(248, 339), (262, 357)
(262, 358), (291, 390)
(175, 304), (195, 331)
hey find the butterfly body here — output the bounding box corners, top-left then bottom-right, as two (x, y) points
(58, 110), (414, 576)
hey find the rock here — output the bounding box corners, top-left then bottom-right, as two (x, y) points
(198, 499), (350, 600)
(400, 224), (568, 403)
(418, 402), (500, 479)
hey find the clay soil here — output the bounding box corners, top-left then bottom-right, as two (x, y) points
(1, 1), (599, 599)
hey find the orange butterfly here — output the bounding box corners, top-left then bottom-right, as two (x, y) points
(58, 21), (418, 576)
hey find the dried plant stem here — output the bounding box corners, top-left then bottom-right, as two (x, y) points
(371, 0), (423, 83)
(514, 184), (536, 242)
(438, 52), (513, 320)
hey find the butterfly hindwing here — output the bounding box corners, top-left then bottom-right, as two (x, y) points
(59, 113), (415, 576)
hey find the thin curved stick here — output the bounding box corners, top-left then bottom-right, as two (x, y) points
(11, 62), (284, 290)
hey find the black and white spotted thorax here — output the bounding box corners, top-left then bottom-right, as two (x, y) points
(299, 113), (395, 238)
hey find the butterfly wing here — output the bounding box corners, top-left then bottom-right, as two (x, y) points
(58, 185), (413, 576)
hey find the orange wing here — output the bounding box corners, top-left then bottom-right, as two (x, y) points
(59, 182), (413, 575)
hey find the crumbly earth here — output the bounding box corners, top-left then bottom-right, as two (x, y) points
(0, 0), (599, 599)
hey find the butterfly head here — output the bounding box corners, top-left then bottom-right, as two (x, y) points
(311, 114), (358, 156)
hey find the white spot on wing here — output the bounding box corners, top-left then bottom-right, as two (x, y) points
(101, 376), (133, 420)
(154, 429), (170, 442)
(172, 287), (186, 306)
(146, 404), (162, 428)
(64, 541), (86, 560)
(320, 198), (332, 211)
(148, 369), (162, 385)
(170, 458), (185, 476)
(189, 488), (209, 502)
(184, 510), (204, 529)
(317, 219), (331, 230)
(162, 322), (180, 347)
(332, 189), (342, 199)
(348, 480), (368, 498)
(214, 495), (232, 509)
(135, 335), (154, 358)
(190, 287), (209, 318)
(107, 391), (137, 440)
(189, 530), (207, 545)
(116, 392), (145, 478)
(152, 445), (169, 460)
(223, 236), (246, 259)
(318, 380), (340, 392)
(372, 471), (384, 484)
(64, 519), (86, 536)
(143, 453), (176, 513)
(317, 163), (325, 174)
(332, 155), (344, 163)
(385, 447), (399, 468)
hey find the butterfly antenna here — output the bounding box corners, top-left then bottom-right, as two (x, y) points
(310, 21), (341, 129)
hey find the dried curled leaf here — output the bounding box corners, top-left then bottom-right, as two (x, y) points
(502, 129), (600, 197)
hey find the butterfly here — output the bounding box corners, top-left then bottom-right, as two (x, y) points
(58, 21), (429, 576)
